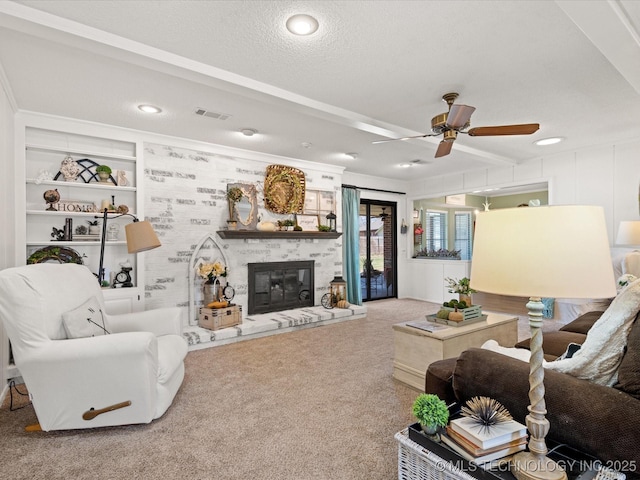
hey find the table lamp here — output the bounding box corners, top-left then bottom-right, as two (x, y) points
(97, 209), (161, 285)
(616, 220), (640, 246)
(470, 205), (616, 480)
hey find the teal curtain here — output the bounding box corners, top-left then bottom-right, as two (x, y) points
(342, 187), (362, 305)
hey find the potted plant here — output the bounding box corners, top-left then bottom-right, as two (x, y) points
(317, 225), (331, 232)
(445, 277), (477, 306)
(95, 165), (112, 183)
(226, 186), (243, 221)
(282, 219), (295, 231)
(87, 219), (100, 235)
(412, 393), (449, 437)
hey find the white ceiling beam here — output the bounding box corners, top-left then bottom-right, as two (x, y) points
(556, 0), (640, 95)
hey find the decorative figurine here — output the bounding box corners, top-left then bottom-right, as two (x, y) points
(60, 156), (80, 182)
(43, 189), (60, 211)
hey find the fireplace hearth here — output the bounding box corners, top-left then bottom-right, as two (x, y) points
(248, 261), (314, 315)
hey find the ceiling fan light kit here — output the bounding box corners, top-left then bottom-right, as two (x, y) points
(374, 92), (540, 158)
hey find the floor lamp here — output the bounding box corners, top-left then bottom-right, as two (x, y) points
(470, 206), (616, 480)
(97, 209), (161, 285)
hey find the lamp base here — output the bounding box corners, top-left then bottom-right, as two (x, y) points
(512, 452), (567, 480)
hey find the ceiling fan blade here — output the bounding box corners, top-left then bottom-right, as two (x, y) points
(435, 140), (454, 158)
(446, 104), (476, 129)
(467, 123), (540, 137)
(372, 133), (435, 144)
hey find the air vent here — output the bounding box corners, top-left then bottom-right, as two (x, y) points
(195, 108), (231, 121)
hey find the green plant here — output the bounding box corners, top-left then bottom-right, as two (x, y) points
(317, 225), (331, 232)
(282, 219), (295, 227)
(412, 394), (449, 428)
(226, 187), (243, 203)
(87, 220), (99, 226)
(445, 277), (476, 295)
(96, 165), (112, 174)
(293, 225), (302, 231)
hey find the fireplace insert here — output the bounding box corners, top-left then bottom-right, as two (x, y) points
(248, 261), (314, 315)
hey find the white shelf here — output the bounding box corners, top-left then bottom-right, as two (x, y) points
(27, 210), (138, 217)
(27, 178), (136, 192)
(27, 240), (127, 246)
(26, 143), (137, 162)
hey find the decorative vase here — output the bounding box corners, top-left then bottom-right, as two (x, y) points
(227, 220), (237, 230)
(203, 280), (224, 305)
(98, 171), (111, 183)
(459, 293), (472, 306)
(421, 423), (438, 435)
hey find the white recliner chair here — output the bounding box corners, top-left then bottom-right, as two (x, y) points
(0, 263), (187, 431)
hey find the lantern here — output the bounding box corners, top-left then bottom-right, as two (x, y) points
(321, 275), (349, 309)
(326, 211), (337, 232)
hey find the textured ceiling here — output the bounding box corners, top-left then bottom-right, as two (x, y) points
(1, 0), (639, 181)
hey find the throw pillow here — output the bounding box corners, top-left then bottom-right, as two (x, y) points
(614, 315), (640, 399)
(62, 296), (110, 339)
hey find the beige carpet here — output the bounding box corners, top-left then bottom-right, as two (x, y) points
(0, 299), (545, 480)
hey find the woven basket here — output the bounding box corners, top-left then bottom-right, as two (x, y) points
(395, 429), (477, 480)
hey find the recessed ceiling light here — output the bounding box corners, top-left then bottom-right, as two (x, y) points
(286, 14), (319, 35)
(399, 163), (412, 168)
(138, 104), (162, 114)
(534, 137), (564, 146)
(241, 128), (258, 137)
(345, 152), (358, 160)
(301, 142), (313, 149)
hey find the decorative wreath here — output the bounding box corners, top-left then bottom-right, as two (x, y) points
(27, 246), (84, 265)
(263, 165), (305, 214)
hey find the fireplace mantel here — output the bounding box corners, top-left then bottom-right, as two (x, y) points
(217, 230), (342, 240)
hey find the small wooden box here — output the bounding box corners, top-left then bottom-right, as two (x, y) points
(443, 304), (482, 320)
(198, 305), (242, 331)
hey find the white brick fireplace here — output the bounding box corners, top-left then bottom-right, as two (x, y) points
(141, 142), (346, 329)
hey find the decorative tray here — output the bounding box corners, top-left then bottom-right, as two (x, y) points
(426, 314), (487, 327)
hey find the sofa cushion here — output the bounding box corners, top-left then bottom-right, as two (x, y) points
(614, 315), (640, 399)
(515, 331), (587, 359)
(425, 357), (457, 405)
(62, 296), (110, 338)
(559, 311), (603, 334)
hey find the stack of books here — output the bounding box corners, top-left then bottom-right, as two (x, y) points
(441, 416), (528, 466)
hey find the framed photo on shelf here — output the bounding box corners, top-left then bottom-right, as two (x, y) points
(296, 214), (320, 231)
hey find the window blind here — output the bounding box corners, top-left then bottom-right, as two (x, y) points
(454, 211), (472, 260)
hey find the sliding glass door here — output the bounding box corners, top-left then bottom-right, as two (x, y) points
(359, 200), (397, 301)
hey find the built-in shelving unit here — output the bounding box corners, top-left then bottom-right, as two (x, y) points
(216, 230), (342, 240)
(20, 121), (145, 314)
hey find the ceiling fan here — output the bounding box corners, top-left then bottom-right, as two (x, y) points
(373, 92), (540, 158)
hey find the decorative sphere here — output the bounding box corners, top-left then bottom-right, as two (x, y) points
(43, 189), (60, 204)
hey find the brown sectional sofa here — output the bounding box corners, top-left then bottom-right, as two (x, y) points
(425, 311), (640, 478)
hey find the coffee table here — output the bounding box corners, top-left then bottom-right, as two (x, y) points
(392, 312), (518, 390)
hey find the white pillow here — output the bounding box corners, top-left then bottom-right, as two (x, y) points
(62, 296), (109, 338)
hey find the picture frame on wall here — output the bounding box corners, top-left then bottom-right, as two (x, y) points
(304, 190), (318, 212)
(296, 214), (320, 231)
(319, 191), (335, 212)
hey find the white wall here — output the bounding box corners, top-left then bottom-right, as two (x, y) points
(406, 141), (640, 300)
(0, 77), (15, 392)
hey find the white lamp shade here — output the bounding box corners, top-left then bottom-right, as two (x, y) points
(616, 221), (640, 246)
(470, 205), (616, 299)
(125, 220), (161, 253)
